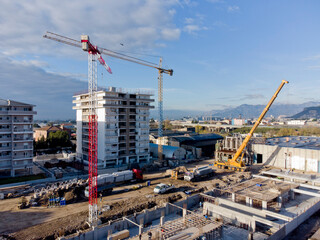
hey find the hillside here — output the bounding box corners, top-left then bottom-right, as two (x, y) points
(290, 106), (320, 119)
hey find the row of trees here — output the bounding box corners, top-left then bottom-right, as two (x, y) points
(232, 126), (320, 137)
(34, 131), (72, 150)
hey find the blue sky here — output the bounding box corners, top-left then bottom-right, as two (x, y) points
(0, 0), (319, 119)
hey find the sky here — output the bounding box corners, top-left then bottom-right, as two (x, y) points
(0, 0), (320, 119)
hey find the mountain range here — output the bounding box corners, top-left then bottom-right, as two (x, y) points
(150, 101), (320, 119)
(290, 106), (320, 119)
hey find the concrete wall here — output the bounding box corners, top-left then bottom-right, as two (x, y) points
(253, 144), (320, 172)
(60, 194), (201, 240)
(268, 199), (320, 240)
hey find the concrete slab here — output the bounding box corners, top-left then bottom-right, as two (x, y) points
(261, 169), (320, 184)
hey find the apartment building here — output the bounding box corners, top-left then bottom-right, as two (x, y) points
(73, 87), (154, 168)
(0, 99), (36, 177)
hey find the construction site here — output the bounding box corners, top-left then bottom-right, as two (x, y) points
(1, 32), (320, 240)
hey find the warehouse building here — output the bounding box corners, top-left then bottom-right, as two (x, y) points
(149, 143), (187, 160)
(253, 136), (320, 172)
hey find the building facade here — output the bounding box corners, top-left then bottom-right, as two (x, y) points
(73, 87), (154, 168)
(252, 136), (320, 172)
(0, 99), (36, 177)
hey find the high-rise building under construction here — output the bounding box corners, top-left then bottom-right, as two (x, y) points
(73, 87), (154, 169)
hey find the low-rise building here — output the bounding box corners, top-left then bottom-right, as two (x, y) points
(33, 126), (62, 141)
(253, 136), (320, 172)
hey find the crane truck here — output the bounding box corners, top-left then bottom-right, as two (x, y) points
(214, 80), (289, 171)
(84, 169), (143, 197)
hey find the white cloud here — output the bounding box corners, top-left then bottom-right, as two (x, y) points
(0, 0), (181, 57)
(185, 18), (194, 24)
(11, 59), (49, 68)
(0, 56), (87, 119)
(227, 5), (240, 12)
(307, 65), (320, 69)
(184, 24), (208, 34)
(161, 28), (181, 40)
(302, 54), (320, 61)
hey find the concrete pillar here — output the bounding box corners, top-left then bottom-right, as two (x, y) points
(137, 155), (140, 163)
(165, 203), (169, 215)
(11, 169), (15, 177)
(248, 231), (253, 240)
(232, 193), (236, 202)
(250, 220), (256, 232)
(116, 159), (119, 166)
(183, 209), (187, 217)
(93, 226), (98, 240)
(160, 216), (165, 226)
(144, 209), (149, 223)
(126, 156), (129, 164)
(262, 201), (267, 210)
(278, 196), (283, 208)
(246, 197), (250, 206)
(290, 190), (295, 200)
(139, 225), (143, 235)
(107, 229), (112, 240)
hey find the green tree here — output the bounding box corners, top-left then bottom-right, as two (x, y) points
(34, 136), (48, 150)
(164, 119), (173, 130)
(48, 131), (70, 148)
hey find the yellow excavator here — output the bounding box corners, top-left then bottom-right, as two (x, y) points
(171, 166), (189, 180)
(214, 80), (289, 171)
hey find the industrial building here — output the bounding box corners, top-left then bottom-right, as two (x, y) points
(149, 143), (187, 160)
(151, 132), (223, 158)
(215, 134), (265, 166)
(253, 136), (320, 172)
(73, 87), (154, 169)
(0, 99), (36, 177)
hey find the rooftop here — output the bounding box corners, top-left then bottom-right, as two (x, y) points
(264, 136), (320, 150)
(0, 99), (35, 107)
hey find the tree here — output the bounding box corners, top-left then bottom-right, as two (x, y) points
(164, 119), (173, 130)
(34, 136), (48, 150)
(47, 131), (70, 148)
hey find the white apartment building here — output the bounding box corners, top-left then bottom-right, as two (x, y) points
(73, 87), (154, 168)
(0, 99), (36, 177)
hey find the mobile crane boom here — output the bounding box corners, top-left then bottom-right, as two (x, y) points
(215, 80), (288, 171)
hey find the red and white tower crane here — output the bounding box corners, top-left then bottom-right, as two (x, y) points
(43, 31), (173, 226)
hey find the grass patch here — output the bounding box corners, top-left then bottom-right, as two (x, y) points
(0, 174), (46, 185)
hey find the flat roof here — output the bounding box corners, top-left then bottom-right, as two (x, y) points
(264, 136), (320, 150)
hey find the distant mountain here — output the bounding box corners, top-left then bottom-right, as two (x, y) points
(290, 106), (320, 119)
(207, 101), (320, 119)
(149, 101), (320, 120)
(150, 109), (204, 120)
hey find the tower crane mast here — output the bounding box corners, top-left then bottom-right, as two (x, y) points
(43, 31), (173, 226)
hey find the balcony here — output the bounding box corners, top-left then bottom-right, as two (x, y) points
(7, 110), (37, 115)
(0, 138), (11, 143)
(13, 120), (32, 124)
(13, 155), (33, 160)
(13, 147), (33, 151)
(13, 138), (33, 142)
(0, 129), (12, 133)
(13, 129), (33, 133)
(0, 146), (11, 151)
(0, 155), (12, 160)
(0, 165), (12, 170)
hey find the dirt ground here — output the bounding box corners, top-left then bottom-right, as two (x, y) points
(0, 159), (259, 240)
